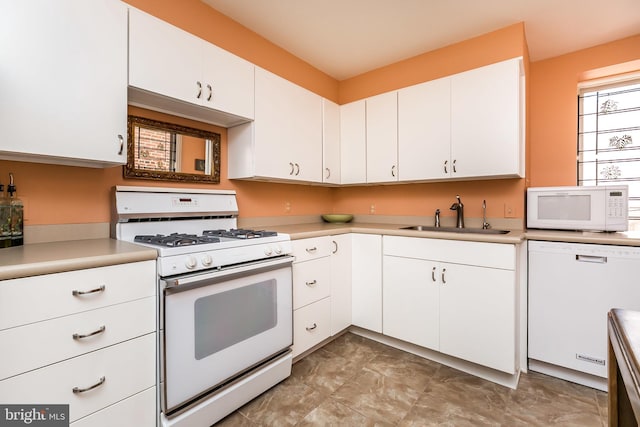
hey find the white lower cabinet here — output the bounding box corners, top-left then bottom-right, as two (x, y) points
(351, 234), (383, 333)
(292, 235), (353, 357)
(383, 236), (516, 373)
(0, 260), (157, 425)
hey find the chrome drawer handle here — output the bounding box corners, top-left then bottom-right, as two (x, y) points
(306, 323), (317, 331)
(72, 285), (105, 297)
(73, 325), (106, 340)
(73, 376), (105, 394)
(305, 247), (317, 253)
(305, 279), (317, 287)
(576, 254), (607, 263)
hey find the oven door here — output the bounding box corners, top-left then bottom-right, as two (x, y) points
(161, 256), (293, 414)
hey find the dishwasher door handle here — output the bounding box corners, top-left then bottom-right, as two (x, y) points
(576, 254), (608, 263)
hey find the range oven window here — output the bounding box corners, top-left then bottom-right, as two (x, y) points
(194, 279), (278, 360)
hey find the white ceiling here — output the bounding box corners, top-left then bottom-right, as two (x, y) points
(202, 0), (640, 80)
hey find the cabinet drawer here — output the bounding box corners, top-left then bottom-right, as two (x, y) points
(0, 296), (155, 380)
(71, 387), (156, 427)
(293, 257), (331, 309)
(0, 260), (156, 330)
(293, 297), (331, 358)
(383, 236), (515, 270)
(292, 237), (331, 262)
(0, 333), (155, 423)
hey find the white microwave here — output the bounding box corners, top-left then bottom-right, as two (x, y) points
(527, 185), (628, 232)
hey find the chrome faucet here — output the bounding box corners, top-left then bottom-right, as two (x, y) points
(434, 209), (441, 228)
(450, 195), (464, 228)
(482, 200), (491, 229)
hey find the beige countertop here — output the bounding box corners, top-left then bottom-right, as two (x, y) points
(255, 221), (640, 247)
(0, 239), (158, 281)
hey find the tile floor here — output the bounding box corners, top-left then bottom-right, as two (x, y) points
(216, 332), (608, 426)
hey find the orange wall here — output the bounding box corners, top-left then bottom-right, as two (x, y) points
(4, 1), (639, 227)
(529, 34), (640, 187)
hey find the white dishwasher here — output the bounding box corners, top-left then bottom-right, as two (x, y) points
(528, 240), (640, 391)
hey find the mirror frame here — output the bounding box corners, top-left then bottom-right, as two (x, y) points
(124, 115), (221, 183)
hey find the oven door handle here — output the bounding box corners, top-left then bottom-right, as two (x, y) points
(163, 255), (295, 293)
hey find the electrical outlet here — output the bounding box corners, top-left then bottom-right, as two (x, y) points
(504, 203), (515, 218)
(284, 201), (291, 213)
(370, 204), (376, 214)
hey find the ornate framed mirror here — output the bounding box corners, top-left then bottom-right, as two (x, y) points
(124, 115), (221, 183)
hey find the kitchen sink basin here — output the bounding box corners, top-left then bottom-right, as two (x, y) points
(400, 225), (510, 234)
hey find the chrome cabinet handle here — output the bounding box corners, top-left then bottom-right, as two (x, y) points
(207, 84), (212, 101)
(117, 134), (124, 155)
(441, 268), (446, 284)
(325, 168), (331, 179)
(576, 254), (607, 263)
(196, 81), (202, 99)
(453, 159), (457, 173)
(432, 267), (436, 282)
(73, 376), (105, 394)
(391, 165), (396, 177)
(73, 325), (106, 340)
(305, 279), (317, 287)
(289, 162), (295, 175)
(306, 323), (317, 331)
(305, 247), (317, 253)
(332, 240), (338, 254)
(295, 163), (300, 176)
(72, 285), (105, 297)
(444, 160), (448, 174)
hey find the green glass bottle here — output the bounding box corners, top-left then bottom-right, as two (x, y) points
(8, 173), (23, 247)
(0, 181), (10, 248)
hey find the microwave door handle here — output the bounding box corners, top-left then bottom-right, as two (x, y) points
(576, 254), (607, 263)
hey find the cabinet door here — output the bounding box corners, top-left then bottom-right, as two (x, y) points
(451, 58), (523, 179)
(254, 68), (322, 182)
(340, 100), (367, 184)
(201, 42), (255, 119)
(366, 92), (398, 183)
(351, 234), (382, 333)
(0, 0), (127, 166)
(383, 255), (439, 350)
(293, 297), (331, 358)
(330, 234), (352, 334)
(129, 8), (203, 107)
(398, 77), (451, 181)
(322, 99), (341, 184)
(439, 263), (515, 373)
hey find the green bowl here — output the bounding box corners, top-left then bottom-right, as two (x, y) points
(321, 214), (354, 223)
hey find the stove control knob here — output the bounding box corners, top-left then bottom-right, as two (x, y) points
(201, 254), (213, 267)
(185, 256), (197, 270)
(264, 247), (274, 256)
(274, 244), (283, 255)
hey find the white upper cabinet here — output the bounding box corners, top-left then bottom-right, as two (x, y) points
(366, 92), (398, 183)
(450, 57), (524, 179)
(339, 100), (367, 184)
(128, 7), (254, 127)
(0, 0), (128, 167)
(398, 77), (451, 181)
(228, 67), (323, 183)
(322, 99), (341, 184)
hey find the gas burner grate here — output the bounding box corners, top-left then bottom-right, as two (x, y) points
(134, 233), (221, 247)
(203, 229), (278, 239)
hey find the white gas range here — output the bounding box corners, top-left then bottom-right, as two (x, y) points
(112, 185), (294, 426)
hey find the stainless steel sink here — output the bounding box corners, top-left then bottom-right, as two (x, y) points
(400, 225), (510, 234)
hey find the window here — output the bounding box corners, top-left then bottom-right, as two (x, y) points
(578, 79), (640, 226)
